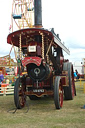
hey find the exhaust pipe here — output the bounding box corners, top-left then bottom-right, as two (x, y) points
(34, 0), (42, 27)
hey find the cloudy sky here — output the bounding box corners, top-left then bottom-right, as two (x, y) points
(0, 0), (85, 63)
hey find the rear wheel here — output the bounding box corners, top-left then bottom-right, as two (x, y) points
(54, 76), (63, 109)
(14, 77), (26, 109)
(63, 62), (75, 100)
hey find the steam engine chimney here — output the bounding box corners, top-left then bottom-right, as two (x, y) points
(34, 0), (42, 27)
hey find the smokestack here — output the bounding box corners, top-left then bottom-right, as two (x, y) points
(34, 0), (42, 27)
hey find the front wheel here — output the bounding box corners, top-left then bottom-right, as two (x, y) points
(54, 76), (63, 109)
(14, 77), (26, 109)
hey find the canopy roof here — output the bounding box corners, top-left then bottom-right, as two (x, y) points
(7, 28), (53, 47)
(7, 28), (70, 55)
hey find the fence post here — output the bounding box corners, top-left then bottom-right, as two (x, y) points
(3, 87), (6, 96)
(80, 78), (82, 86)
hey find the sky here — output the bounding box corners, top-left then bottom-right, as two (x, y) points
(0, 0), (85, 63)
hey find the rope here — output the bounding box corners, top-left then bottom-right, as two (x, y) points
(7, 95), (29, 114)
(10, 41), (17, 61)
(9, 44), (13, 56)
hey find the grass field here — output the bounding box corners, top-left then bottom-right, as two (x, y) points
(0, 81), (85, 128)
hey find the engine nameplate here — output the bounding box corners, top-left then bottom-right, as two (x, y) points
(33, 89), (44, 93)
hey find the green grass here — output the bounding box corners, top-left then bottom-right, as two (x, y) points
(0, 81), (85, 128)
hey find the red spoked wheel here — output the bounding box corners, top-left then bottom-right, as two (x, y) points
(54, 76), (63, 109)
(14, 77), (26, 109)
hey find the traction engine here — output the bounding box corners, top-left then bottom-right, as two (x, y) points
(7, 0), (76, 109)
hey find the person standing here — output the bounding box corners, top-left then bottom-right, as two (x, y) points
(0, 71), (4, 92)
(75, 69), (79, 79)
(74, 71), (77, 81)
